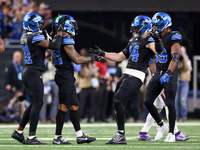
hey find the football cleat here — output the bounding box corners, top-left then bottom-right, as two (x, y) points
(137, 132), (154, 141)
(24, 137), (47, 145)
(155, 123), (168, 141)
(175, 131), (190, 141)
(106, 132), (127, 144)
(53, 136), (72, 145)
(76, 133), (96, 144)
(11, 130), (25, 144)
(164, 133), (175, 142)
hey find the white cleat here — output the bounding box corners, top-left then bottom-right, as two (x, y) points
(154, 123), (168, 141)
(164, 133), (175, 142)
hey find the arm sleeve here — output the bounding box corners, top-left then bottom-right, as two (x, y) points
(122, 42), (131, 58)
(48, 35), (62, 50)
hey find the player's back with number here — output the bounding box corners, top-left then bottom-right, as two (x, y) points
(21, 32), (46, 71)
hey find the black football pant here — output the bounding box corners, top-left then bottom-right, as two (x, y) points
(114, 74), (143, 131)
(144, 70), (178, 134)
(20, 68), (44, 136)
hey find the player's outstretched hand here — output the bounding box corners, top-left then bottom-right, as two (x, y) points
(57, 15), (65, 32)
(150, 30), (160, 43)
(51, 17), (57, 32)
(160, 73), (170, 85)
(89, 46), (105, 57)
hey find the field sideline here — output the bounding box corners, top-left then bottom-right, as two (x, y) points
(0, 122), (199, 150)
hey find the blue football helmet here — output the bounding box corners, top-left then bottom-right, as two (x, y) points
(152, 12), (172, 32)
(130, 15), (152, 37)
(23, 12), (44, 32)
(55, 15), (78, 36)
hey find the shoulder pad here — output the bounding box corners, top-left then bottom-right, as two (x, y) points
(148, 36), (154, 42)
(32, 32), (45, 43)
(171, 31), (182, 40)
(62, 35), (75, 45)
(20, 34), (28, 45)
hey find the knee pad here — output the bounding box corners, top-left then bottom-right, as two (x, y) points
(69, 105), (79, 111)
(59, 104), (68, 112)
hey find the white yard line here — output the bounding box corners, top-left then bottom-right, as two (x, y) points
(0, 122), (199, 128)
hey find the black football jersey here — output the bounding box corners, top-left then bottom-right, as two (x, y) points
(155, 31), (182, 71)
(52, 34), (75, 74)
(21, 31), (46, 71)
(122, 36), (155, 73)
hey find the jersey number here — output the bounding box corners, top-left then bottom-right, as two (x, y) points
(22, 45), (32, 64)
(52, 50), (63, 65)
(129, 45), (139, 62)
(156, 48), (167, 63)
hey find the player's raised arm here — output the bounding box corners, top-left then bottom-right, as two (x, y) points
(35, 16), (65, 49)
(89, 46), (126, 62)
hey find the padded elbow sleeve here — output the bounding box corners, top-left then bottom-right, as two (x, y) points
(155, 39), (164, 54)
(48, 35), (62, 49)
(171, 53), (180, 63)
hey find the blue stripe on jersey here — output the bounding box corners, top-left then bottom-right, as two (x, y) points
(62, 38), (75, 45)
(171, 34), (182, 40)
(148, 37), (154, 42)
(131, 42), (137, 45)
(32, 35), (45, 43)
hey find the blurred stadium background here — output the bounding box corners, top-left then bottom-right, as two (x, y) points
(0, 0), (200, 124)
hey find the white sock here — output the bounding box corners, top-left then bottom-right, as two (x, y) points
(76, 130), (83, 137)
(16, 130), (23, 134)
(54, 135), (61, 139)
(141, 113), (155, 133)
(28, 135), (36, 139)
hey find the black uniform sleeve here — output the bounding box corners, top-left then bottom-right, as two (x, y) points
(31, 32), (45, 44)
(61, 35), (75, 45)
(122, 40), (132, 58)
(170, 31), (182, 46)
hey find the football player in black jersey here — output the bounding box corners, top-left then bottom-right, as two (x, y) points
(51, 15), (99, 145)
(11, 12), (65, 144)
(89, 15), (164, 144)
(144, 12), (182, 142)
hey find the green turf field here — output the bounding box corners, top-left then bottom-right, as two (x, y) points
(0, 122), (199, 150)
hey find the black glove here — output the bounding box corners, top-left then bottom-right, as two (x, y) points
(57, 15), (65, 32)
(91, 55), (102, 62)
(89, 46), (105, 57)
(51, 17), (57, 32)
(150, 30), (161, 43)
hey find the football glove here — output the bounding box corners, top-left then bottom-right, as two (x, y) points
(57, 15), (65, 32)
(89, 46), (105, 57)
(150, 30), (161, 43)
(91, 55), (102, 62)
(160, 70), (172, 85)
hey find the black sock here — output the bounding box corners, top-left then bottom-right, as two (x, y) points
(20, 104), (32, 128)
(55, 109), (66, 135)
(70, 110), (81, 132)
(114, 99), (125, 131)
(168, 106), (176, 134)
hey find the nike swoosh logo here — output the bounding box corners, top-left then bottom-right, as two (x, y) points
(78, 137), (88, 140)
(53, 140), (60, 144)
